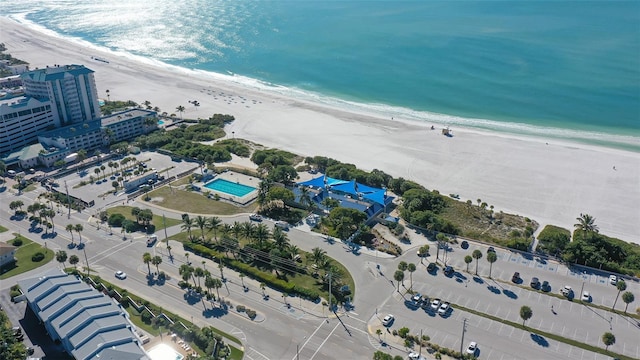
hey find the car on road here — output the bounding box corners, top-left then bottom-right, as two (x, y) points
(430, 298), (441, 311)
(609, 275), (617, 285)
(561, 285), (573, 297)
(412, 293), (422, 304)
(487, 246), (495, 253)
(444, 266), (454, 276)
(530, 277), (540, 289)
(249, 213), (262, 221)
(382, 314), (394, 326)
(115, 271), (127, 280)
(581, 291), (591, 302)
(460, 240), (469, 249)
(274, 221), (289, 230)
(438, 302), (451, 315)
(408, 352), (426, 360)
(427, 262), (437, 273)
(466, 341), (478, 355)
(146, 235), (157, 247)
(511, 272), (520, 283)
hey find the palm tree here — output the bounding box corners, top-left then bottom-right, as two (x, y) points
(407, 263), (416, 290)
(195, 215), (207, 241)
(239, 274), (245, 288)
(151, 255), (162, 274)
(207, 216), (222, 242)
(602, 332), (615, 351)
(574, 213), (599, 238)
(240, 221), (255, 240)
(204, 275), (215, 298)
(180, 264), (193, 286)
(143, 252), (152, 275)
(260, 282), (266, 297)
(69, 255), (80, 270)
(105, 89), (110, 101)
(74, 224), (84, 244)
(176, 105), (185, 119)
(393, 270), (404, 292)
(376, 328), (382, 341)
(181, 217), (194, 238)
(486, 251), (497, 278)
(272, 227), (289, 252)
(211, 278), (223, 301)
(472, 249), (483, 275)
(166, 245), (173, 258)
(622, 291), (635, 313)
(66, 224), (75, 243)
(464, 255), (473, 272)
(218, 261), (225, 280)
(253, 223), (270, 248)
(520, 305), (532, 326)
(612, 280), (627, 310)
(194, 267), (205, 288)
(56, 250), (68, 269)
(311, 247), (327, 267)
(299, 186), (312, 208)
(435, 233), (447, 262)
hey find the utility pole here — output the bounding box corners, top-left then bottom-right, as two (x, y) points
(419, 329), (423, 358)
(83, 247), (90, 278)
(460, 318), (467, 355)
(64, 180), (71, 219)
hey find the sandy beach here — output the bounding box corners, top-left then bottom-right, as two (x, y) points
(2, 17), (638, 243)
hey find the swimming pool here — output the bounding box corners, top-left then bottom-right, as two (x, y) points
(204, 178), (256, 197)
(158, 120), (165, 125)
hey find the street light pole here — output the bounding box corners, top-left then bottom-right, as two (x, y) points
(296, 336), (307, 360)
(460, 318), (467, 354)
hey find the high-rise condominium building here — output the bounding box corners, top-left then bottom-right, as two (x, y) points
(20, 64), (101, 126)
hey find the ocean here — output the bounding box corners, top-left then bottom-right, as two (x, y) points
(4, 0), (640, 151)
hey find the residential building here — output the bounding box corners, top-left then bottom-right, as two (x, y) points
(0, 242), (17, 267)
(102, 109), (157, 143)
(21, 64), (101, 126)
(18, 270), (149, 360)
(0, 96), (56, 155)
(38, 120), (105, 154)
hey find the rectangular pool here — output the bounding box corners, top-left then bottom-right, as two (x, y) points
(204, 178), (256, 197)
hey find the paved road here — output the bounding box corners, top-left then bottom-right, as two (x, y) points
(2, 173), (639, 360)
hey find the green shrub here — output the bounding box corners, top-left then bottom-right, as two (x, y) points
(236, 305), (246, 312)
(31, 252), (45, 262)
(246, 309), (256, 320)
(10, 289), (21, 299)
(12, 238), (23, 246)
(398, 327), (410, 338)
(537, 225), (571, 255)
(141, 310), (152, 324)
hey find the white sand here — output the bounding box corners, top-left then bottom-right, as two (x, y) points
(2, 17), (639, 243)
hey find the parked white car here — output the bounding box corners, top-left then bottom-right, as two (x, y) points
(609, 275), (617, 285)
(466, 341), (478, 355)
(115, 271), (127, 280)
(382, 314), (394, 326)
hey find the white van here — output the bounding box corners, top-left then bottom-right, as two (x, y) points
(274, 221), (289, 230)
(7, 170), (16, 177)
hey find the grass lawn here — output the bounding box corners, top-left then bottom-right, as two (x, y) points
(0, 225), (7, 233)
(146, 186), (256, 215)
(106, 206), (183, 231)
(170, 176), (192, 186)
(0, 235), (54, 279)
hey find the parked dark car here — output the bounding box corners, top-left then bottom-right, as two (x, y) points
(530, 277), (540, 289)
(427, 262), (437, 273)
(444, 266), (454, 276)
(511, 272), (520, 283)
(487, 246), (495, 253)
(541, 280), (551, 292)
(460, 240), (469, 249)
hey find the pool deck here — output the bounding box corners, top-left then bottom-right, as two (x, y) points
(196, 170), (259, 205)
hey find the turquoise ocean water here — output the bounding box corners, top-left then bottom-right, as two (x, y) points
(4, 1), (640, 151)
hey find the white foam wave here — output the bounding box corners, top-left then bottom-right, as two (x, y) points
(9, 13), (640, 151)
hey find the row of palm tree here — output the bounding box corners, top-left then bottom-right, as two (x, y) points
(142, 252), (163, 275)
(26, 202), (57, 234)
(178, 263), (223, 300)
(55, 250), (79, 270)
(65, 224), (84, 244)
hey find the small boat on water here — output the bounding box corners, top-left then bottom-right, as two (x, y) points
(91, 56), (109, 64)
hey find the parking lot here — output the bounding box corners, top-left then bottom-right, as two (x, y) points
(372, 246), (640, 360)
(49, 151), (199, 210)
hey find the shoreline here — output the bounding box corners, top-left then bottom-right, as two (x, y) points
(2, 17), (639, 243)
